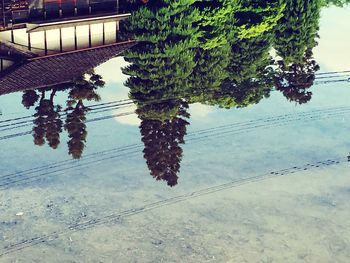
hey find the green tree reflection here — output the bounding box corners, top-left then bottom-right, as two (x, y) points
(274, 49), (320, 104)
(121, 0), (287, 186)
(273, 0), (321, 103)
(20, 0), (330, 184)
(23, 88), (63, 149)
(189, 0), (283, 108)
(21, 71), (105, 158)
(322, 0), (350, 6)
(137, 100), (189, 187)
(64, 71), (105, 159)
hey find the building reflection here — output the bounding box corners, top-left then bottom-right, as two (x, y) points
(0, 0), (133, 90)
(0, 9), (133, 158)
(1, 0), (132, 30)
(0, 0), (134, 68)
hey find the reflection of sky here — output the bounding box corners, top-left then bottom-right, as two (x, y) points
(314, 6), (350, 72)
(94, 57), (142, 126)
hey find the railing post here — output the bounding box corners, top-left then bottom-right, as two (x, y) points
(59, 28), (63, 52)
(88, 24), (91, 47)
(11, 28), (14, 43)
(74, 26), (77, 50)
(44, 30), (48, 55)
(115, 21), (119, 41)
(102, 23), (105, 45)
(28, 32), (31, 50)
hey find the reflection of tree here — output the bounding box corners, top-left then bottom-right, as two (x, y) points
(64, 71), (105, 159)
(274, 0), (320, 65)
(138, 100), (189, 187)
(195, 28), (275, 109)
(120, 0), (326, 185)
(21, 71), (105, 158)
(121, 0), (287, 186)
(221, 30), (274, 108)
(121, 1), (199, 186)
(22, 89), (63, 149)
(188, 0), (283, 108)
(321, 0), (350, 7)
(64, 100), (88, 159)
(122, 0), (201, 103)
(273, 0), (321, 104)
(22, 90), (39, 109)
(274, 49), (320, 104)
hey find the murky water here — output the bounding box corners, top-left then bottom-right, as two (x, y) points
(1, 1), (350, 262)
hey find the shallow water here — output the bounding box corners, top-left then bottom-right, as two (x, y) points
(1, 2), (350, 263)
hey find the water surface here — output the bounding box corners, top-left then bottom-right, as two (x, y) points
(1, 1), (350, 262)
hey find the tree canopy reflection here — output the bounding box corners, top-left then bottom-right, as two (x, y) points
(22, 71), (105, 159)
(137, 100), (189, 187)
(18, 0), (335, 186)
(273, 0), (321, 104)
(120, 0), (325, 185)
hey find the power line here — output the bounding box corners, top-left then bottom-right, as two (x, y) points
(1, 106), (350, 189)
